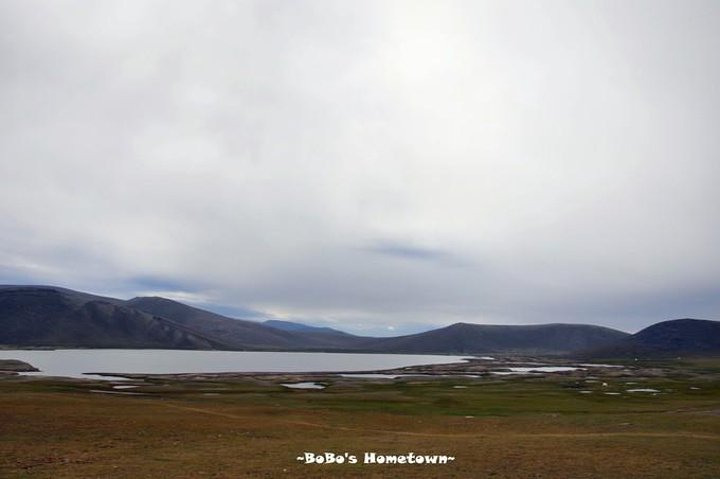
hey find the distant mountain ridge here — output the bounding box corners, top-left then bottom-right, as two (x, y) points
(0, 286), (231, 350)
(0, 286), (368, 352)
(581, 318), (720, 358)
(126, 296), (363, 350)
(7, 284), (709, 357)
(364, 322), (629, 355)
(263, 319), (353, 336)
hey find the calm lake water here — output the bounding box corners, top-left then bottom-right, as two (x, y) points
(0, 349), (469, 380)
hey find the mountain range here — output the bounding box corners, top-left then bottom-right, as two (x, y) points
(580, 318), (720, 358)
(1, 285), (717, 357)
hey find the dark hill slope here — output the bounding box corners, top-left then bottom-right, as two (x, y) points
(364, 322), (629, 354)
(0, 287), (231, 349)
(0, 286), (365, 351)
(1, 285), (636, 354)
(581, 318), (720, 358)
(126, 296), (304, 350)
(126, 297), (365, 350)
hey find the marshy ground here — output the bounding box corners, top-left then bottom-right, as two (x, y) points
(1, 357), (719, 478)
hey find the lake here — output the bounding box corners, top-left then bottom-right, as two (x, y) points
(0, 349), (469, 380)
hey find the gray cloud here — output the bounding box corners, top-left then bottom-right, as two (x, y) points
(1, 0), (719, 335)
(360, 240), (468, 266)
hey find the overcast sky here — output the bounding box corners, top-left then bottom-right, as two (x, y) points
(1, 0), (719, 335)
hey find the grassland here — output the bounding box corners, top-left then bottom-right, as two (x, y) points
(1, 358), (719, 478)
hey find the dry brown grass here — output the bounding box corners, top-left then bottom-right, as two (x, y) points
(1, 378), (719, 478)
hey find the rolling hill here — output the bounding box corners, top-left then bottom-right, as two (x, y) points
(0, 286), (369, 351)
(362, 322), (630, 354)
(0, 284), (663, 355)
(0, 286), (233, 350)
(126, 297), (364, 350)
(581, 318), (720, 358)
(126, 296), (303, 350)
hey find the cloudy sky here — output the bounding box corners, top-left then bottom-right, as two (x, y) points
(1, 0), (719, 335)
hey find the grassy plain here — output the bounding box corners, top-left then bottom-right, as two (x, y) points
(1, 358), (719, 478)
